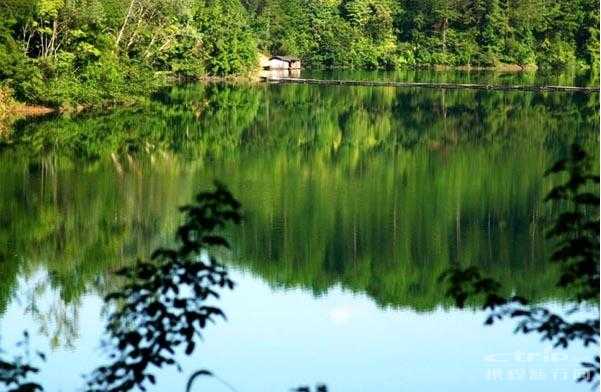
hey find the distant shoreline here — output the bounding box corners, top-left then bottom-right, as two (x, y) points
(0, 64), (595, 120)
(261, 76), (600, 93)
(305, 63), (540, 73)
(430, 63), (538, 72)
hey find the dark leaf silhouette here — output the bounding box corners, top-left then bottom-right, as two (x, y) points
(87, 182), (242, 391)
(291, 384), (328, 392)
(0, 332), (44, 392)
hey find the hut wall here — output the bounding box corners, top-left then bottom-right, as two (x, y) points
(267, 59), (291, 69)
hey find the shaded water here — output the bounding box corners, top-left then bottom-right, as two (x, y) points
(0, 73), (599, 391)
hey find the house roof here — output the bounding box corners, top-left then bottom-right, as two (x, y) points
(270, 55), (300, 62)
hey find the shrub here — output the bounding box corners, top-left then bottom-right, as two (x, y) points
(538, 38), (578, 69)
(0, 84), (16, 115)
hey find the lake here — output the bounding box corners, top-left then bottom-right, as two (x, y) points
(0, 70), (599, 391)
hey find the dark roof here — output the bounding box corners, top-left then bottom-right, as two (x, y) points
(270, 55), (300, 62)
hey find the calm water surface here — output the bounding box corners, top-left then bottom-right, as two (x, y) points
(0, 71), (599, 391)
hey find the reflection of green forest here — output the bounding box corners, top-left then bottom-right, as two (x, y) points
(0, 82), (598, 319)
(6, 79), (599, 158)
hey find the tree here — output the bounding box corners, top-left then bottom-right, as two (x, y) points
(194, 0), (257, 75)
(342, 0), (394, 43)
(477, 0), (509, 64)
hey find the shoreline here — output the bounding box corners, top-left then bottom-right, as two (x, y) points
(1, 64), (596, 120)
(431, 63), (538, 72)
(10, 104), (56, 117)
(0, 104), (56, 124)
(261, 76), (600, 93)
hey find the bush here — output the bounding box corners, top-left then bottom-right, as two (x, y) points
(394, 42), (416, 66)
(504, 39), (534, 65)
(154, 25), (205, 78)
(0, 23), (45, 102)
(0, 84), (16, 114)
(538, 38), (578, 69)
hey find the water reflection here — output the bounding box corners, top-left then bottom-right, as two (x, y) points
(260, 68), (302, 79)
(0, 80), (598, 389)
(0, 145), (568, 315)
(302, 68), (600, 88)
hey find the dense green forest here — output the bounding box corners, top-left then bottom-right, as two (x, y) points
(0, 0), (599, 108)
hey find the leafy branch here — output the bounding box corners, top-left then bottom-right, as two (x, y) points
(0, 331), (45, 392)
(86, 182), (242, 391)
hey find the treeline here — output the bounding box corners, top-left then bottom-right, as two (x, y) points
(0, 0), (599, 107)
(250, 0), (599, 69)
(0, 0), (256, 107)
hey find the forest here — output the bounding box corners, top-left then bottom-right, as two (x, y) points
(0, 0), (599, 109)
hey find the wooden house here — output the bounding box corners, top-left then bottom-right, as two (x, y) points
(264, 56), (301, 70)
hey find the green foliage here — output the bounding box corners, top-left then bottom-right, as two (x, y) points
(151, 23), (205, 77)
(195, 0), (257, 76)
(0, 0), (259, 107)
(253, 0), (400, 68)
(0, 21), (44, 102)
(537, 38), (578, 69)
(391, 0), (599, 68)
(0, 0), (599, 107)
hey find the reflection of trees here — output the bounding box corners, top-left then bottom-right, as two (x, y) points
(0, 152), (198, 320)
(0, 82), (598, 343)
(7, 82), (599, 159)
(441, 144), (600, 384)
(21, 271), (80, 349)
(226, 147), (562, 310)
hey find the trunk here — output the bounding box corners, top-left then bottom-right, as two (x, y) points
(41, 28), (47, 57)
(48, 19), (58, 57)
(23, 24), (34, 55)
(126, 15), (145, 50)
(144, 33), (158, 58)
(155, 37), (173, 54)
(442, 17), (448, 55)
(39, 21), (45, 57)
(116, 0), (137, 50)
(54, 32), (66, 58)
